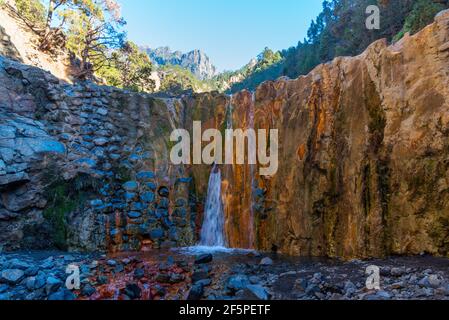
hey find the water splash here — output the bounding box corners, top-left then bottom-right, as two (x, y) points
(199, 165), (226, 247)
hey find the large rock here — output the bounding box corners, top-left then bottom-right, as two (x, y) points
(0, 269), (25, 284)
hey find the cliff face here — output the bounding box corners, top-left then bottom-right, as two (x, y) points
(144, 46), (217, 80)
(0, 10), (448, 259)
(214, 9), (449, 258)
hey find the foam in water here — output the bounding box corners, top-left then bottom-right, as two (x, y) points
(199, 164), (226, 247)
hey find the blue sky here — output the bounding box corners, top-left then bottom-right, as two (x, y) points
(117, 0), (323, 72)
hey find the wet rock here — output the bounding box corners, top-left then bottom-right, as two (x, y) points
(169, 273), (185, 283)
(48, 289), (76, 301)
(150, 228), (164, 240)
(192, 271), (209, 284)
(9, 259), (32, 270)
(107, 259), (117, 266)
(187, 284), (204, 300)
(0, 284), (9, 293)
(249, 276), (261, 284)
(427, 275), (443, 289)
(260, 257), (273, 266)
(344, 281), (357, 296)
(390, 267), (406, 277)
(123, 181), (138, 192)
(196, 279), (212, 287)
(152, 284), (166, 297)
(127, 211), (142, 219)
(158, 187), (169, 198)
(245, 285), (270, 300)
(195, 254), (213, 265)
(46, 276), (62, 295)
(134, 268), (145, 280)
(25, 277), (36, 290)
(124, 283), (141, 300)
(305, 284), (321, 297)
(227, 274), (250, 292)
(97, 275), (108, 285)
(40, 257), (54, 269)
(155, 273), (171, 283)
(376, 291), (392, 300)
(140, 192), (155, 203)
(136, 171), (155, 181)
(81, 284), (96, 297)
(0, 269), (25, 284)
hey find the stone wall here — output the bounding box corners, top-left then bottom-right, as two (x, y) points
(0, 56), (198, 252)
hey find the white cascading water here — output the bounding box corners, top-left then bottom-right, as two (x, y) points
(199, 165), (226, 247)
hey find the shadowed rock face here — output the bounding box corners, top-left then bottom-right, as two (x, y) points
(0, 11), (448, 258)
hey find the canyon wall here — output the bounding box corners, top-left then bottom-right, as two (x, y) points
(0, 10), (448, 259)
(217, 9), (449, 258)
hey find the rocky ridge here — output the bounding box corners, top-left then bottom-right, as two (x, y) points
(144, 46), (217, 80)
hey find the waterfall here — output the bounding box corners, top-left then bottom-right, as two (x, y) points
(248, 92), (256, 248)
(199, 165), (226, 247)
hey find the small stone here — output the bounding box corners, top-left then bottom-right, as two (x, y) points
(136, 171), (155, 181)
(196, 279), (212, 287)
(344, 281), (357, 296)
(390, 267), (405, 277)
(124, 283), (141, 300)
(192, 271), (209, 284)
(169, 273), (185, 283)
(97, 276), (108, 285)
(158, 187), (169, 198)
(375, 290), (392, 300)
(93, 138), (109, 146)
(107, 259), (117, 266)
(187, 284), (204, 300)
(81, 284), (96, 297)
(123, 181), (138, 192)
(46, 276), (62, 295)
(140, 192), (155, 203)
(195, 254), (213, 265)
(127, 211), (142, 219)
(155, 273), (171, 283)
(0, 269), (25, 284)
(97, 108), (108, 116)
(90, 199), (104, 207)
(150, 228), (164, 240)
(25, 277), (36, 291)
(227, 275), (250, 292)
(428, 275), (442, 289)
(152, 284), (166, 297)
(305, 284), (321, 296)
(245, 285), (270, 300)
(134, 269), (145, 280)
(260, 257), (273, 266)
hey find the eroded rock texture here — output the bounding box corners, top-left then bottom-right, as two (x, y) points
(217, 10), (449, 258)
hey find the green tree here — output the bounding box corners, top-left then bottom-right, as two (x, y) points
(103, 41), (155, 92)
(395, 0), (446, 40)
(13, 0), (46, 29)
(62, 0), (126, 79)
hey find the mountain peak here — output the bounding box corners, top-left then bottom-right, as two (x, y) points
(143, 46), (217, 80)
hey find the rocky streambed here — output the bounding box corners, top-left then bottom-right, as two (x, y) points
(0, 250), (448, 300)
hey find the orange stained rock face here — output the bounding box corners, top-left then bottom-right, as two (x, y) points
(189, 10), (449, 258)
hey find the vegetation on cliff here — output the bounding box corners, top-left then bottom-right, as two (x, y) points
(2, 0), (449, 95)
(230, 0), (449, 91)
